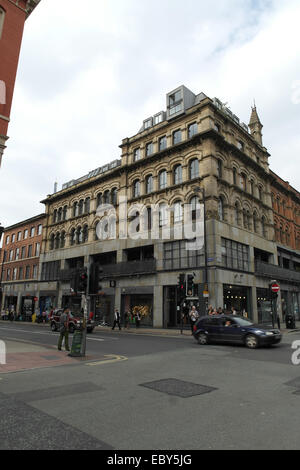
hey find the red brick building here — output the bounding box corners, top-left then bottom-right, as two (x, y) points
(0, 213), (45, 318)
(0, 0), (41, 166)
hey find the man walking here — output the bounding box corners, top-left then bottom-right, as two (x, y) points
(112, 309), (121, 331)
(58, 307), (70, 351)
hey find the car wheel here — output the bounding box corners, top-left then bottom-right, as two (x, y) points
(197, 333), (208, 345)
(69, 324), (75, 334)
(245, 334), (259, 349)
(51, 322), (57, 332)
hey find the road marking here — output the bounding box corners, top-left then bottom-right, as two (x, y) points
(86, 354), (128, 366)
(0, 327), (114, 341)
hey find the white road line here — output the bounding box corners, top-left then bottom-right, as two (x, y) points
(0, 326), (115, 341)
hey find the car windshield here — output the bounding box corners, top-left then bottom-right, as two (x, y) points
(233, 317), (254, 327)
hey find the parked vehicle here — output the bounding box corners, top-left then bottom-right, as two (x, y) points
(193, 315), (282, 349)
(49, 309), (95, 334)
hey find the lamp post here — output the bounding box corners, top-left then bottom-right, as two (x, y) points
(194, 187), (208, 314)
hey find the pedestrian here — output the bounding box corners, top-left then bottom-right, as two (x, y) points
(58, 307), (70, 351)
(189, 305), (199, 334)
(124, 311), (130, 329)
(212, 308), (218, 316)
(231, 306), (237, 315)
(112, 309), (121, 330)
(135, 311), (141, 328)
(208, 305), (213, 316)
(217, 307), (223, 315)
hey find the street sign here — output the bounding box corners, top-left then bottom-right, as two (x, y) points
(271, 283), (280, 293)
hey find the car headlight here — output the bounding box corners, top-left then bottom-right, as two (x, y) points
(254, 330), (264, 335)
(265, 331), (274, 336)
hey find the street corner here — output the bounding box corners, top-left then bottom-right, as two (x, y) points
(0, 339), (94, 374)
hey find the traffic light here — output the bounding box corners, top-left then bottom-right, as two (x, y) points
(186, 274), (195, 297)
(78, 269), (88, 294)
(177, 273), (186, 299)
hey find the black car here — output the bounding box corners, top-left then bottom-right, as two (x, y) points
(193, 315), (282, 349)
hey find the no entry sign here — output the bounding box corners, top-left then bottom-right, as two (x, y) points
(271, 282), (280, 293)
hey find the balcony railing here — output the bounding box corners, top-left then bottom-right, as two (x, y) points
(101, 259), (156, 278)
(255, 260), (300, 284)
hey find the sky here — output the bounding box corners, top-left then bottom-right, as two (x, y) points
(0, 0), (299, 231)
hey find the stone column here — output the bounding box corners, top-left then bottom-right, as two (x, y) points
(153, 284), (163, 328)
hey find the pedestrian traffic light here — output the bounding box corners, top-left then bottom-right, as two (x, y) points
(186, 274), (195, 297)
(177, 273), (186, 299)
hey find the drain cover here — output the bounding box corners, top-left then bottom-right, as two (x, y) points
(140, 378), (218, 398)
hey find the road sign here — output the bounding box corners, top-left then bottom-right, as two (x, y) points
(271, 283), (280, 293)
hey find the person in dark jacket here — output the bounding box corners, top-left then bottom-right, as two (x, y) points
(112, 309), (121, 330)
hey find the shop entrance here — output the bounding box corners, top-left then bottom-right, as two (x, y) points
(121, 294), (153, 327)
(223, 284), (251, 318)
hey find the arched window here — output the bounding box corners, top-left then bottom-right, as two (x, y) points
(174, 200), (183, 223)
(250, 180), (254, 195)
(218, 198), (224, 221)
(73, 202), (78, 217)
(83, 225), (89, 243)
(217, 159), (223, 179)
(84, 197), (90, 213)
(133, 180), (140, 198)
(53, 209), (57, 224)
(70, 228), (76, 246)
(189, 159), (199, 180)
(253, 212), (259, 233)
(96, 193), (102, 208)
(104, 190), (110, 204)
(174, 165), (182, 185)
(262, 216), (267, 238)
(50, 234), (55, 250)
(63, 205), (68, 220)
(159, 204), (168, 227)
(159, 170), (167, 189)
(233, 168), (237, 185)
(60, 231), (66, 248)
(146, 175), (153, 194)
(0, 7), (6, 41)
(57, 207), (62, 222)
(234, 202), (240, 226)
(78, 199), (84, 215)
(240, 173), (247, 191)
(76, 227), (83, 244)
(111, 188), (118, 206)
(258, 186), (263, 202)
(55, 233), (60, 249)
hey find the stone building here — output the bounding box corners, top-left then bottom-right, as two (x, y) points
(39, 85), (289, 326)
(0, 213), (45, 317)
(268, 171), (300, 320)
(0, 0), (41, 166)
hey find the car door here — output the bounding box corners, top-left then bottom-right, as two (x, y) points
(219, 317), (243, 343)
(201, 317), (223, 342)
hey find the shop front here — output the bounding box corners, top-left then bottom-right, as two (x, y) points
(257, 288), (272, 324)
(4, 295), (17, 312)
(21, 296), (35, 321)
(121, 287), (153, 327)
(91, 294), (114, 323)
(61, 294), (82, 314)
(223, 284), (252, 318)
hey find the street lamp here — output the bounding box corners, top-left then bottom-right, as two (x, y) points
(193, 187), (208, 314)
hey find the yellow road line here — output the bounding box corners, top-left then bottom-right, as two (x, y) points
(86, 354), (128, 366)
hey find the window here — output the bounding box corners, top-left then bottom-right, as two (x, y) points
(55, 233), (60, 250)
(174, 164), (182, 185)
(33, 265), (38, 279)
(190, 196), (201, 222)
(13, 268), (17, 281)
(174, 201), (183, 223)
(262, 216), (267, 238)
(83, 225), (89, 243)
(173, 129), (182, 145)
(214, 123), (221, 133)
(234, 202), (240, 226)
(133, 180), (140, 198)
(35, 242), (40, 257)
(134, 148), (141, 162)
(237, 140), (244, 151)
(57, 208), (62, 222)
(217, 159), (223, 178)
(163, 240), (204, 270)
(111, 188), (118, 206)
(233, 168), (237, 185)
(37, 224), (42, 235)
(53, 210), (57, 223)
(146, 142), (153, 157)
(253, 212), (258, 233)
(78, 199), (84, 215)
(169, 91), (183, 115)
(6, 269), (10, 281)
(258, 186), (263, 202)
(60, 232), (66, 249)
(19, 267), (23, 280)
(17, 231), (22, 241)
(240, 173), (247, 191)
(9, 250), (14, 261)
(5, 235), (9, 245)
(15, 248), (20, 260)
(144, 118), (152, 129)
(154, 113), (163, 125)
(70, 229), (76, 246)
(159, 136), (167, 151)
(221, 238), (249, 271)
(97, 193), (102, 208)
(250, 180), (254, 195)
(50, 234), (55, 250)
(159, 204), (168, 227)
(25, 266), (31, 279)
(103, 191), (110, 204)
(146, 175), (153, 194)
(188, 122), (197, 138)
(28, 245), (33, 257)
(218, 198), (224, 221)
(41, 261), (60, 281)
(159, 170), (167, 190)
(30, 227), (35, 237)
(63, 206), (68, 221)
(73, 202), (79, 217)
(84, 197), (90, 213)
(189, 159), (199, 179)
(0, 7), (5, 40)
(21, 246), (26, 259)
(11, 234), (15, 243)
